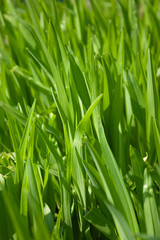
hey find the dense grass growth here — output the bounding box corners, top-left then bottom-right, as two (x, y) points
(1, 0), (160, 239)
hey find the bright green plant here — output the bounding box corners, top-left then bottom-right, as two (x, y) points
(1, 0), (160, 239)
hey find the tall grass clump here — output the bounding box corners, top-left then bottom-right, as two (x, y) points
(1, 0), (160, 239)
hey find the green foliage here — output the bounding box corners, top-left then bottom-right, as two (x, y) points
(1, 0), (160, 239)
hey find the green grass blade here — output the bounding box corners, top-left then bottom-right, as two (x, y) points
(84, 208), (118, 240)
(19, 99), (36, 163)
(1, 184), (31, 240)
(143, 169), (160, 236)
(97, 119), (139, 233)
(146, 49), (159, 144)
(68, 48), (90, 109)
(152, 118), (160, 166)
